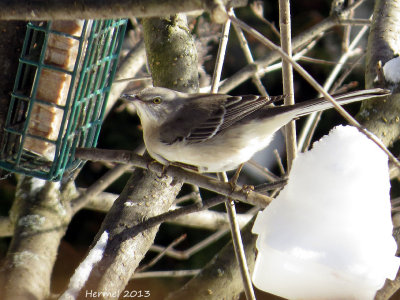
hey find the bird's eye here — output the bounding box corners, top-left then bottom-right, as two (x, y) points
(152, 97), (162, 104)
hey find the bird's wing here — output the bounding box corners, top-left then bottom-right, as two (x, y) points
(216, 95), (284, 132)
(159, 94), (284, 145)
(158, 94), (226, 145)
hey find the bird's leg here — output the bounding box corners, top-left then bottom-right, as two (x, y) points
(229, 163), (244, 190)
(146, 159), (169, 178)
(160, 164), (169, 178)
(229, 164), (255, 195)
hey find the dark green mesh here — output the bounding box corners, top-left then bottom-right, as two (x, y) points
(0, 19), (127, 180)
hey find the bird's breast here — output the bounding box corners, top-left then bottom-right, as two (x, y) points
(142, 121), (277, 172)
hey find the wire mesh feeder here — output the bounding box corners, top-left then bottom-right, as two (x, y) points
(0, 19), (127, 181)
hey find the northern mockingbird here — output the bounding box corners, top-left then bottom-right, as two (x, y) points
(121, 87), (389, 172)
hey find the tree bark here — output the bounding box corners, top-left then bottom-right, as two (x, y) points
(0, 178), (76, 300)
(80, 13), (199, 299)
(142, 15), (199, 92)
(0, 0), (247, 20)
(358, 0), (400, 299)
(357, 0), (400, 147)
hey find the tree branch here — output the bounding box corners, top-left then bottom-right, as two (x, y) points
(75, 148), (273, 207)
(0, 0), (247, 20)
(79, 13), (200, 298)
(362, 0), (400, 299)
(357, 0), (400, 148)
(219, 0), (367, 93)
(279, 0), (296, 170)
(142, 14), (199, 92)
(165, 217), (257, 300)
(0, 178), (76, 299)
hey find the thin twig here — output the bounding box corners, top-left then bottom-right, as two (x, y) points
(137, 234), (187, 272)
(133, 269), (200, 279)
(246, 159), (280, 181)
(279, 0), (296, 171)
(228, 13), (400, 170)
(174, 191), (201, 205)
(220, 1), (367, 93)
(151, 206), (258, 259)
(344, 0), (365, 15)
(107, 41), (147, 116)
(218, 30), (321, 94)
(190, 184), (203, 207)
(298, 21), (370, 152)
(210, 18), (231, 93)
(0, 197), (260, 238)
(171, 208), (253, 230)
(250, 1), (281, 39)
(299, 55), (362, 66)
(150, 229), (228, 259)
(71, 144), (145, 213)
(340, 18), (371, 26)
(218, 172), (256, 300)
(273, 149), (286, 176)
(331, 55), (365, 93)
(71, 164), (132, 213)
(231, 10), (268, 95)
(342, 0), (355, 52)
(210, 11), (256, 300)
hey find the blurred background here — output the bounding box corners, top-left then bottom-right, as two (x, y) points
(1, 0), (399, 299)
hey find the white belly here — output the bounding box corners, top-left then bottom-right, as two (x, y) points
(144, 119), (288, 172)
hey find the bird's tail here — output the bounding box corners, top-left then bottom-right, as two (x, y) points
(293, 88), (390, 117)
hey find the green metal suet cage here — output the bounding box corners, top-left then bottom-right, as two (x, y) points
(0, 19), (127, 181)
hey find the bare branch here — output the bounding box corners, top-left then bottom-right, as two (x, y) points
(71, 164), (133, 213)
(358, 0), (400, 148)
(142, 14), (199, 92)
(165, 218), (257, 300)
(133, 269), (200, 279)
(78, 14), (199, 298)
(0, 0), (247, 20)
(298, 22), (370, 152)
(363, 0), (400, 298)
(229, 13), (400, 170)
(210, 10), (256, 300)
(279, 0), (297, 170)
(219, 1), (368, 93)
(0, 179), (75, 299)
(171, 208), (253, 230)
(137, 234), (187, 272)
(150, 229), (229, 259)
(75, 148), (273, 207)
(106, 41), (147, 116)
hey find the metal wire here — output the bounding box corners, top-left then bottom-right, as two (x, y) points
(0, 19), (127, 180)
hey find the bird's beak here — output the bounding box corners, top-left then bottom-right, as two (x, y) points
(121, 93), (140, 102)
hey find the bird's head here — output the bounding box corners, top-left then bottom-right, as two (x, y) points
(121, 87), (188, 125)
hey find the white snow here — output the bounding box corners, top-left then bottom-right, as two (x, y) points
(252, 125), (399, 300)
(383, 56), (400, 83)
(59, 231), (109, 300)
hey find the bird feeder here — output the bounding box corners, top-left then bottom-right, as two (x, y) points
(0, 19), (127, 180)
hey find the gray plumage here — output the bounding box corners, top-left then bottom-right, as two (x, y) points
(121, 87), (389, 172)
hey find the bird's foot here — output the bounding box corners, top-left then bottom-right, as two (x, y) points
(147, 159), (169, 178)
(241, 184), (255, 195)
(228, 163), (244, 191)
